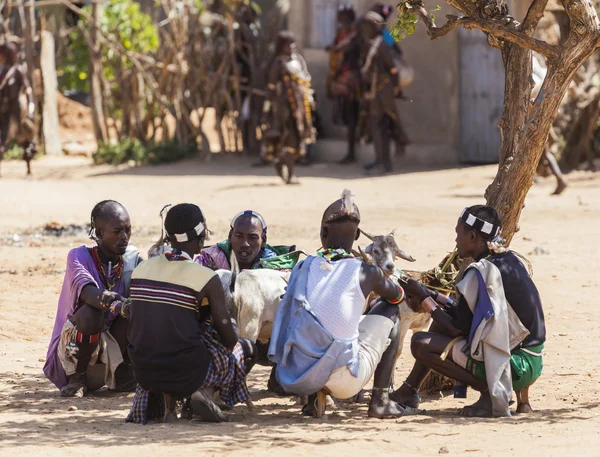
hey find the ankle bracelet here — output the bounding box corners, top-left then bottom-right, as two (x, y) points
(403, 381), (419, 393)
(372, 387), (389, 392)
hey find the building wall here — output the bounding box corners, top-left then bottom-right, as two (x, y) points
(290, 0), (460, 164)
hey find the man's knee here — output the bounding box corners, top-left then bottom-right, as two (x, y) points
(73, 305), (104, 335)
(410, 331), (429, 360)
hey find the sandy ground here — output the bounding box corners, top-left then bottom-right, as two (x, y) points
(1, 155), (599, 457)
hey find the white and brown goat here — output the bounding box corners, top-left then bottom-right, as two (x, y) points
(355, 229), (431, 361)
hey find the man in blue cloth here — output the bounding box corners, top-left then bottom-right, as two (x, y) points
(269, 190), (421, 419)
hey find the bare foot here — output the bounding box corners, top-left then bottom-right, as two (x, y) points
(60, 373), (88, 398)
(460, 391), (492, 417)
(516, 402), (534, 414)
(552, 179), (568, 195)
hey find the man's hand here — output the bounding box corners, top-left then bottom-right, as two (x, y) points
(401, 278), (430, 301)
(100, 290), (126, 310)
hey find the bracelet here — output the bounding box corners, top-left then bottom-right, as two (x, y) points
(421, 297), (438, 313)
(121, 299), (132, 319)
(388, 287), (405, 305)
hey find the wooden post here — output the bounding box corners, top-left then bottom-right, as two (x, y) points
(88, 0), (108, 142)
(40, 30), (61, 154)
(22, 0), (36, 100)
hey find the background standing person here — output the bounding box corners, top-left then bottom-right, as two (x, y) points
(327, 5), (362, 165)
(261, 31), (316, 184)
(357, 11), (409, 175)
(0, 43), (37, 177)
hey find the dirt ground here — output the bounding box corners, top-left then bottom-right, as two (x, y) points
(0, 155), (599, 457)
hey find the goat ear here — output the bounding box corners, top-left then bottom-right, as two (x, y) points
(364, 244), (373, 254)
(394, 247), (416, 262)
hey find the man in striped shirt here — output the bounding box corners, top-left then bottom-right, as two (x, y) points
(127, 203), (254, 423)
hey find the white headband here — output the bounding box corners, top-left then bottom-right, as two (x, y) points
(172, 221), (205, 242)
(460, 208), (501, 237)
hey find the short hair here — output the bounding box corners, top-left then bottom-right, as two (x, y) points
(338, 5), (356, 22)
(275, 31), (296, 55)
(464, 204), (502, 240)
(164, 203), (207, 241)
(0, 43), (18, 65)
(89, 200), (126, 239)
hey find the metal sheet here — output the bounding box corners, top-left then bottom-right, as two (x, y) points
(459, 28), (505, 164)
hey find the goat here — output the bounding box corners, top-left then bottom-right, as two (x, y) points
(355, 229), (431, 363)
(216, 268), (290, 343)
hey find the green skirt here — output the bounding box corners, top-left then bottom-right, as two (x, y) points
(465, 344), (544, 391)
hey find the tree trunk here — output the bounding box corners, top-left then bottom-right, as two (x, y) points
(88, 1), (108, 143)
(485, 4), (600, 243)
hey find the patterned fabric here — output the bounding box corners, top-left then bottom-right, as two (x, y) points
(126, 325), (249, 424)
(126, 385), (165, 425)
(196, 241), (298, 271)
(318, 248), (354, 262)
(201, 325), (249, 407)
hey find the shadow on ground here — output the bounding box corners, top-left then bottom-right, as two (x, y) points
(1, 369), (597, 451)
(87, 155), (477, 182)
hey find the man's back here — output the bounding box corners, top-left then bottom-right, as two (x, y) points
(307, 257), (365, 340)
(128, 254), (214, 397)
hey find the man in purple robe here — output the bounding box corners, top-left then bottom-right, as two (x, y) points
(43, 200), (141, 397)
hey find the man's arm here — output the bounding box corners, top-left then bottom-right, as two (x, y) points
(198, 275), (238, 349)
(403, 278), (464, 338)
(359, 263), (404, 303)
(80, 285), (125, 311)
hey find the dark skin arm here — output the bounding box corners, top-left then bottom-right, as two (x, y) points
(359, 262), (403, 302)
(404, 278), (464, 338)
(80, 285), (125, 311)
(430, 308), (463, 338)
(197, 275), (238, 350)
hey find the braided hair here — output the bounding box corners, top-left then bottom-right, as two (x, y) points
(89, 200), (125, 241)
(164, 203), (208, 243)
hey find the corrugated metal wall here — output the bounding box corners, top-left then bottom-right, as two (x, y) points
(458, 29), (505, 164)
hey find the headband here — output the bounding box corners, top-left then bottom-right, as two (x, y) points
(170, 221), (205, 242)
(231, 210), (267, 235)
(166, 205), (208, 243)
(365, 11), (384, 24)
(460, 208), (501, 237)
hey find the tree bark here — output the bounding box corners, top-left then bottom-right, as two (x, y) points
(408, 0), (600, 243)
(485, 0), (600, 243)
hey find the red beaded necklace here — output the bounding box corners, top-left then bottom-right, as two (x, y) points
(91, 246), (123, 290)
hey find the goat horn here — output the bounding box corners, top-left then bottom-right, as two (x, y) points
(351, 249), (362, 258)
(389, 228), (397, 236)
(359, 228), (375, 241)
(396, 249), (416, 262)
(357, 245), (371, 263)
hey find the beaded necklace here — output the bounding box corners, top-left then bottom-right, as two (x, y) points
(318, 248), (354, 262)
(91, 246), (123, 290)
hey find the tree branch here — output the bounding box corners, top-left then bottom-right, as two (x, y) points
(411, 3), (558, 58)
(520, 0), (550, 35)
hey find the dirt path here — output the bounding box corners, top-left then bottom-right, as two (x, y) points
(1, 156), (599, 456)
